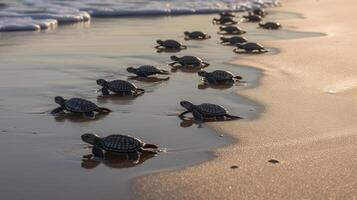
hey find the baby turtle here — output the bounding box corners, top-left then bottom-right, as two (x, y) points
(179, 100), (242, 122)
(234, 42), (268, 53)
(259, 22), (282, 30)
(96, 79), (145, 97)
(243, 14), (262, 22)
(220, 36), (248, 45)
(51, 96), (111, 118)
(155, 39), (187, 50)
(218, 26), (246, 35)
(127, 65), (169, 77)
(81, 133), (158, 162)
(184, 31), (211, 40)
(251, 8), (267, 17)
(212, 16), (238, 25)
(169, 55), (209, 68)
(198, 70), (242, 84)
(219, 11), (236, 18)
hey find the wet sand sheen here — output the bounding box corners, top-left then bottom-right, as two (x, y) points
(0, 11), (320, 200)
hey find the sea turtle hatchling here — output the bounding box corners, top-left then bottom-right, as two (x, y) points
(127, 65), (169, 78)
(212, 16), (238, 25)
(169, 55), (209, 68)
(155, 39), (187, 50)
(81, 133), (158, 162)
(233, 42), (268, 53)
(220, 36), (248, 45)
(243, 14), (262, 22)
(96, 79), (145, 97)
(51, 96), (111, 118)
(184, 31), (211, 40)
(259, 22), (282, 30)
(251, 8), (267, 17)
(179, 100), (242, 122)
(198, 70), (242, 84)
(218, 26), (246, 35)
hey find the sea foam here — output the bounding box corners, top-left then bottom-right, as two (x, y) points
(0, 0), (278, 32)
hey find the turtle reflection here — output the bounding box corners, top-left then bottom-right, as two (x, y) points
(81, 152), (156, 169)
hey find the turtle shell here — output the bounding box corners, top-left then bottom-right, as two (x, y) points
(100, 134), (144, 153)
(187, 31), (205, 38)
(217, 17), (234, 23)
(65, 98), (98, 113)
(107, 80), (137, 93)
(136, 65), (160, 75)
(208, 70), (234, 82)
(178, 56), (203, 66)
(260, 22), (281, 29)
(196, 103), (228, 117)
(224, 36), (247, 44)
(161, 40), (182, 49)
(240, 42), (265, 51)
(223, 26), (239, 33)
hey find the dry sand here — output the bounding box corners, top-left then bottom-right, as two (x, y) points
(136, 0), (357, 199)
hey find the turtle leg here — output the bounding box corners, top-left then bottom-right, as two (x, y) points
(180, 45), (187, 49)
(127, 151), (140, 163)
(207, 77), (217, 85)
(51, 106), (65, 115)
(136, 71), (148, 78)
(201, 62), (210, 68)
(139, 149), (158, 154)
(96, 107), (112, 113)
(158, 70), (170, 75)
(100, 87), (110, 96)
(225, 114), (243, 120)
(178, 110), (191, 119)
(133, 88), (145, 97)
(92, 146), (104, 159)
(123, 91), (134, 96)
(154, 45), (162, 49)
(226, 79), (235, 85)
(84, 111), (95, 119)
(192, 110), (204, 123)
(168, 62), (179, 67)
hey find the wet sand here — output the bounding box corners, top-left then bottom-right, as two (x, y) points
(0, 7), (322, 200)
(136, 0), (357, 199)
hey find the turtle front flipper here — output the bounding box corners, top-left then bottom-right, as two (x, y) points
(224, 114), (243, 120)
(154, 45), (162, 49)
(158, 69), (170, 75)
(84, 111), (95, 119)
(133, 88), (145, 97)
(201, 62), (210, 68)
(100, 87), (110, 96)
(207, 77), (217, 84)
(178, 110), (191, 119)
(51, 106), (65, 115)
(192, 109), (204, 122)
(92, 146), (104, 159)
(127, 152), (140, 163)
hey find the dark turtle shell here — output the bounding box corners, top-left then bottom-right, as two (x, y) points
(239, 42), (265, 51)
(221, 36), (248, 44)
(220, 11), (236, 17)
(107, 80), (137, 93)
(64, 98), (98, 113)
(252, 8), (266, 17)
(185, 31), (207, 39)
(220, 26), (245, 34)
(135, 65), (161, 75)
(207, 70), (235, 82)
(177, 56), (203, 65)
(259, 22), (281, 29)
(243, 14), (262, 22)
(100, 134), (144, 153)
(196, 103), (228, 117)
(214, 16), (236, 24)
(158, 40), (183, 49)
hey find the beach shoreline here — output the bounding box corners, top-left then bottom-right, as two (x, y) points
(135, 0), (357, 199)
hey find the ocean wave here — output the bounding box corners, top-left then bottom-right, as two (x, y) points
(0, 0), (278, 32)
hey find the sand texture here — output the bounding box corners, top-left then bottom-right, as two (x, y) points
(136, 0), (357, 199)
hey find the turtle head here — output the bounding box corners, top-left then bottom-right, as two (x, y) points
(180, 100), (194, 111)
(96, 79), (108, 87)
(197, 70), (208, 77)
(170, 55), (179, 61)
(183, 31), (190, 36)
(54, 96), (66, 106)
(127, 67), (137, 74)
(156, 40), (163, 45)
(81, 133), (101, 146)
(220, 36), (227, 41)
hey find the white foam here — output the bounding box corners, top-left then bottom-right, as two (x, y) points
(0, 0), (278, 32)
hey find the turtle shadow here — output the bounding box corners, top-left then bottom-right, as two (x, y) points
(81, 151), (156, 169)
(128, 76), (170, 83)
(197, 83), (234, 90)
(53, 112), (109, 123)
(156, 48), (184, 53)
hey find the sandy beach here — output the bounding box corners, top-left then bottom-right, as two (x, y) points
(136, 0), (357, 199)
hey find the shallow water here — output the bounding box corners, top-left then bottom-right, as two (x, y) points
(0, 11), (321, 200)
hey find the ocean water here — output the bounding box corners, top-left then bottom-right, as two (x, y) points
(0, 0), (278, 31)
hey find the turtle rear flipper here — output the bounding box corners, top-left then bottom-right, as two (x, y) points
(207, 77), (217, 84)
(96, 107), (112, 113)
(51, 106), (65, 115)
(143, 143), (158, 149)
(192, 109), (204, 122)
(100, 87), (110, 96)
(178, 110), (191, 119)
(158, 70), (170, 75)
(224, 114), (243, 120)
(180, 45), (187, 49)
(92, 146), (104, 159)
(133, 88), (145, 97)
